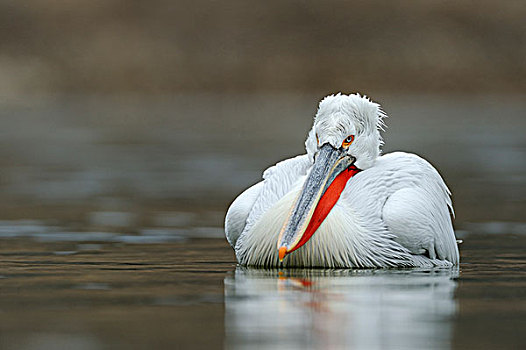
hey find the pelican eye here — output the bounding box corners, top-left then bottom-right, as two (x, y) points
(342, 135), (355, 148)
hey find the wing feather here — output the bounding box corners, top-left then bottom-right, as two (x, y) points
(226, 154), (311, 248)
(377, 153), (459, 264)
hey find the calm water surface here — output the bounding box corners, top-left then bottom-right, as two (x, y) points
(0, 94), (525, 349)
(0, 233), (524, 349)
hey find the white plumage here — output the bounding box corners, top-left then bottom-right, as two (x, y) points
(225, 93), (459, 268)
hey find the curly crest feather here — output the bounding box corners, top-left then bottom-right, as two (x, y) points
(305, 93), (387, 169)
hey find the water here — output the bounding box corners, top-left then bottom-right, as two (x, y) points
(0, 94), (525, 349)
(226, 267), (460, 349)
(0, 233), (524, 349)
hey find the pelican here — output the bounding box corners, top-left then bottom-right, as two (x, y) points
(225, 93), (459, 268)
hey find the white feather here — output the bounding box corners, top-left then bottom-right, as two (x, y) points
(225, 93), (460, 268)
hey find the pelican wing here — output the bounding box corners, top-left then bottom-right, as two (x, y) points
(225, 182), (263, 248)
(383, 187), (459, 263)
(225, 154), (311, 248)
(380, 154), (459, 264)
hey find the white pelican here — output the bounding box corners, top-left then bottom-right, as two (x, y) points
(225, 93), (459, 268)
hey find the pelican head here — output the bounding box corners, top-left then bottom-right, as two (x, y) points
(277, 93), (386, 261)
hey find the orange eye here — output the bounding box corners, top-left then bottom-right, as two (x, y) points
(316, 134), (319, 146)
(342, 135), (354, 148)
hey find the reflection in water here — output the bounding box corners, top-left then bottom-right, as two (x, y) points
(225, 267), (458, 350)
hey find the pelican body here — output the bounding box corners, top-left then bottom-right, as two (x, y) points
(225, 93), (459, 268)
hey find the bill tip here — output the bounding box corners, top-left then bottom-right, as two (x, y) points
(278, 246), (287, 261)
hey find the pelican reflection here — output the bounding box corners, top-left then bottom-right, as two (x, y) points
(224, 267), (458, 349)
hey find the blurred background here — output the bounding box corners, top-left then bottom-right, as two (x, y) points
(1, 0), (524, 225)
(0, 1), (525, 349)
